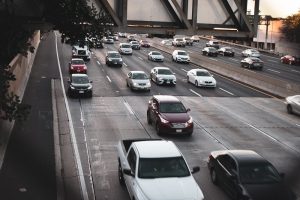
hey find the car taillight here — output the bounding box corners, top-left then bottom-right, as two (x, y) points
(84, 66), (87, 70)
(71, 66), (74, 69)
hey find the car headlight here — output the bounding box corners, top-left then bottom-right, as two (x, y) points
(146, 82), (151, 86)
(160, 117), (169, 124)
(87, 85), (93, 90)
(119, 59), (123, 62)
(70, 85), (75, 89)
(108, 58), (112, 61)
(133, 82), (138, 86)
(158, 77), (163, 81)
(185, 117), (193, 126)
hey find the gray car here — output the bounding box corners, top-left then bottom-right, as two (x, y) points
(126, 71), (151, 91)
(285, 95), (300, 115)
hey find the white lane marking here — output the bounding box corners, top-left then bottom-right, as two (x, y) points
(106, 76), (112, 82)
(54, 32), (89, 200)
(247, 123), (277, 142)
(124, 102), (134, 115)
(268, 59), (278, 63)
(189, 89), (202, 97)
(181, 68), (188, 73)
(138, 57), (143, 61)
(229, 58), (239, 62)
(187, 51), (193, 53)
(296, 124), (300, 127)
(219, 88), (235, 96)
(97, 61), (100, 65)
(267, 69), (280, 73)
(123, 63), (128, 67)
(291, 69), (300, 73)
(209, 58), (218, 61)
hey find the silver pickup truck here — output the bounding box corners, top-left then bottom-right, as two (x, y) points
(117, 139), (204, 200)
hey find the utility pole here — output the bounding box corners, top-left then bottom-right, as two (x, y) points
(264, 15), (272, 50)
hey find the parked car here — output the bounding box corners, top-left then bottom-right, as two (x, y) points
(139, 40), (150, 47)
(206, 40), (220, 49)
(69, 58), (87, 74)
(280, 55), (300, 65)
(241, 48), (260, 58)
(67, 74), (93, 98)
(183, 37), (193, 46)
(172, 38), (186, 47)
(117, 139), (204, 200)
(191, 35), (200, 42)
(150, 67), (176, 86)
(72, 45), (91, 61)
(202, 47), (218, 57)
(285, 95), (300, 115)
(241, 57), (264, 70)
(129, 41), (140, 50)
(161, 39), (172, 46)
(187, 69), (217, 88)
(118, 43), (133, 55)
(208, 150), (296, 200)
(105, 51), (123, 67)
(103, 36), (114, 44)
(218, 47), (235, 56)
(126, 71), (151, 91)
(172, 50), (190, 63)
(147, 95), (194, 136)
(148, 51), (164, 62)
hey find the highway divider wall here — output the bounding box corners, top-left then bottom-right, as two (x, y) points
(151, 40), (300, 98)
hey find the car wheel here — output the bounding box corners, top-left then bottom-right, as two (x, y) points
(287, 104), (293, 114)
(195, 80), (198, 87)
(175, 58), (178, 62)
(210, 168), (218, 185)
(289, 60), (293, 65)
(155, 77), (159, 84)
(118, 160), (125, 185)
(187, 76), (190, 83)
(147, 112), (152, 124)
(156, 122), (162, 136)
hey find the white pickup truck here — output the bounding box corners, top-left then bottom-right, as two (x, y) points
(117, 139), (204, 200)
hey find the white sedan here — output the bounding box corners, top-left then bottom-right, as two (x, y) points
(148, 51), (164, 62)
(285, 95), (300, 115)
(187, 69), (216, 88)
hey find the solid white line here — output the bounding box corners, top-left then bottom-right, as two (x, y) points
(138, 57), (143, 61)
(124, 102), (134, 115)
(219, 88), (234, 96)
(189, 89), (202, 97)
(54, 32), (89, 200)
(123, 63), (128, 67)
(296, 124), (300, 127)
(291, 70), (300, 73)
(268, 59), (278, 63)
(267, 69), (280, 73)
(96, 61), (100, 65)
(209, 58), (218, 62)
(181, 68), (188, 72)
(106, 76), (112, 82)
(229, 58), (239, 62)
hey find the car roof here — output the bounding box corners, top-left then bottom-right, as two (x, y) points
(71, 58), (85, 61)
(129, 70), (146, 74)
(71, 73), (88, 78)
(191, 68), (208, 72)
(153, 95), (181, 103)
(153, 66), (170, 70)
(134, 140), (182, 158)
(211, 150), (269, 165)
(107, 51), (118, 54)
(150, 51), (161, 53)
(120, 43), (131, 45)
(175, 50), (186, 52)
(73, 45), (88, 50)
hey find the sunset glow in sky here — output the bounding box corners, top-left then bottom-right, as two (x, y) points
(248, 0), (300, 18)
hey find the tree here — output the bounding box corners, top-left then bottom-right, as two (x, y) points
(281, 11), (300, 42)
(0, 0), (113, 121)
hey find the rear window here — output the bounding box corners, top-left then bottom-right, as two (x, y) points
(72, 59), (85, 65)
(78, 50), (86, 55)
(121, 44), (131, 48)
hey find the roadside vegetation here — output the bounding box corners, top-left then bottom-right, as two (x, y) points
(281, 11), (300, 43)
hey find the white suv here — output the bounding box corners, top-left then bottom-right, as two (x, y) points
(172, 50), (190, 63)
(172, 38), (186, 47)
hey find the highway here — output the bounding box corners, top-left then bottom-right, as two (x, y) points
(51, 32), (300, 200)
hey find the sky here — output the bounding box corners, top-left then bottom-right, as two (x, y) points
(248, 0), (300, 18)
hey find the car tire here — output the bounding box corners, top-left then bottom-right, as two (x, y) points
(289, 60), (293, 65)
(156, 122), (162, 136)
(147, 112), (152, 124)
(187, 76), (190, 83)
(287, 104), (293, 114)
(118, 159), (125, 185)
(210, 168), (218, 185)
(195, 80), (198, 87)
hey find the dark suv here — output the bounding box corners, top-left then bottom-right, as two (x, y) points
(67, 74), (93, 98)
(105, 51), (123, 67)
(147, 95), (193, 136)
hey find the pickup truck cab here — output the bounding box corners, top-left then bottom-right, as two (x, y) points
(118, 139), (204, 200)
(172, 38), (186, 47)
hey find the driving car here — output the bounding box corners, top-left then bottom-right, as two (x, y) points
(139, 40), (150, 47)
(118, 43), (133, 55)
(69, 58), (87, 74)
(285, 95), (300, 115)
(172, 38), (186, 47)
(72, 45), (91, 61)
(105, 51), (123, 67)
(206, 40), (220, 49)
(127, 34), (137, 42)
(67, 74), (93, 98)
(129, 41), (140, 50)
(280, 55), (300, 65)
(187, 69), (217, 88)
(202, 47), (218, 57)
(191, 35), (200, 42)
(126, 71), (151, 91)
(208, 150), (296, 200)
(103, 36), (114, 44)
(148, 51), (164, 62)
(218, 47), (235, 56)
(241, 57), (264, 70)
(118, 32), (126, 38)
(150, 67), (176, 86)
(183, 37), (193, 45)
(172, 50), (190, 63)
(241, 48), (260, 57)
(147, 95), (194, 136)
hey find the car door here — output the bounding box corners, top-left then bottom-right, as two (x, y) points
(149, 99), (159, 123)
(216, 155), (239, 199)
(189, 70), (196, 83)
(126, 148), (137, 199)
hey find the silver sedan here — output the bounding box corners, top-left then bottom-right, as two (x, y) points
(126, 71), (151, 91)
(285, 95), (300, 115)
(148, 51), (164, 62)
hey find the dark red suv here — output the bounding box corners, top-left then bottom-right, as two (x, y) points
(147, 95), (193, 136)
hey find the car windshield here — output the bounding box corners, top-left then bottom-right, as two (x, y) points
(121, 44), (131, 48)
(208, 47), (217, 52)
(152, 52), (161, 55)
(138, 157), (190, 178)
(158, 69), (173, 75)
(196, 71), (210, 76)
(72, 60), (85, 65)
(178, 51), (187, 55)
(239, 163), (281, 184)
(132, 73), (148, 80)
(159, 102), (186, 113)
(108, 53), (121, 58)
(142, 40), (149, 43)
(224, 48), (232, 51)
(72, 76), (89, 84)
(78, 50), (86, 55)
(176, 38), (183, 41)
(131, 41), (138, 44)
(251, 58), (261, 62)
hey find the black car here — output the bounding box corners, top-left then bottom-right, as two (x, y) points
(105, 51), (123, 67)
(208, 150), (296, 200)
(241, 57), (263, 70)
(202, 47), (218, 57)
(218, 47), (235, 56)
(67, 74), (93, 98)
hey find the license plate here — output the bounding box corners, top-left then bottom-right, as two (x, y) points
(176, 129), (182, 133)
(79, 91), (84, 94)
(77, 70), (80, 72)
(114, 62), (117, 64)
(166, 81), (170, 84)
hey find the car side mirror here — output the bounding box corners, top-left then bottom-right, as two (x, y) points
(191, 166), (200, 174)
(186, 108), (191, 112)
(123, 168), (134, 177)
